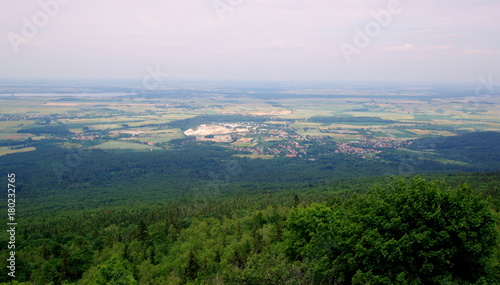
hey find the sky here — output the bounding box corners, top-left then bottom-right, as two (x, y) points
(1, 0), (499, 82)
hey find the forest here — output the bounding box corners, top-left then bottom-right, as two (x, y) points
(1, 134), (498, 217)
(0, 132), (499, 284)
(0, 174), (498, 284)
(17, 125), (72, 137)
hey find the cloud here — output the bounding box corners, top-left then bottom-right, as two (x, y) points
(424, 45), (452, 51)
(411, 28), (434, 34)
(380, 44), (415, 52)
(263, 40), (304, 50)
(0, 0), (499, 81)
(230, 39), (304, 52)
(126, 38), (185, 48)
(430, 33), (467, 40)
(463, 49), (492, 55)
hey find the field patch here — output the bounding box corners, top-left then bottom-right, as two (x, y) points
(0, 146), (36, 156)
(407, 129), (457, 136)
(234, 154), (275, 159)
(91, 141), (162, 150)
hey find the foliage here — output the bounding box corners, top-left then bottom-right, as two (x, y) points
(16, 125), (71, 136)
(284, 177), (499, 284)
(0, 175), (498, 284)
(410, 131), (500, 170)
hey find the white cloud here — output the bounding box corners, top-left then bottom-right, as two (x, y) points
(424, 45), (452, 51)
(380, 44), (415, 52)
(246, 40), (304, 51)
(0, 0), (499, 81)
(463, 49), (492, 55)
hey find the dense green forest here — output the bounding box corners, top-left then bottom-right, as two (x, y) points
(0, 142), (494, 217)
(1, 132), (499, 216)
(409, 131), (500, 170)
(1, 132), (500, 284)
(16, 125), (72, 137)
(0, 174), (499, 284)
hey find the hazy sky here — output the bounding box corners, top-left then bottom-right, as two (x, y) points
(1, 0), (499, 82)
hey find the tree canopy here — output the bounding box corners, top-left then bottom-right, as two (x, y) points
(285, 177), (499, 284)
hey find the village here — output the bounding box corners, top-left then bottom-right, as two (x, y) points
(7, 113), (414, 159)
(183, 121), (412, 159)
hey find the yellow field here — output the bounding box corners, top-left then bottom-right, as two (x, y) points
(406, 129), (457, 136)
(292, 122), (323, 127)
(91, 141), (162, 150)
(0, 147), (36, 156)
(234, 154), (275, 159)
(0, 120), (37, 129)
(89, 124), (123, 130)
(58, 117), (144, 125)
(264, 121), (287, 125)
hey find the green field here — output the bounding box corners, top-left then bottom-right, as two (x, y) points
(0, 146), (36, 156)
(2, 93), (500, 147)
(91, 141), (162, 150)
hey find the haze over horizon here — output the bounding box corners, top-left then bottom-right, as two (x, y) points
(1, 0), (499, 82)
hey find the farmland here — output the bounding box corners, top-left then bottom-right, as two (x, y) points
(0, 82), (499, 158)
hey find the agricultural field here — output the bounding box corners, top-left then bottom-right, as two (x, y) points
(1, 83), (500, 158)
(91, 141), (162, 150)
(0, 146), (36, 156)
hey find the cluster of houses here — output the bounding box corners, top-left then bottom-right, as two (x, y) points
(73, 135), (100, 141)
(0, 113), (74, 122)
(353, 137), (413, 148)
(335, 142), (381, 156)
(230, 124), (412, 159)
(41, 118), (412, 159)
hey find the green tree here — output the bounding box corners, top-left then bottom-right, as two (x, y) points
(95, 255), (137, 285)
(285, 177), (499, 284)
(137, 220), (148, 242)
(184, 249), (200, 281)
